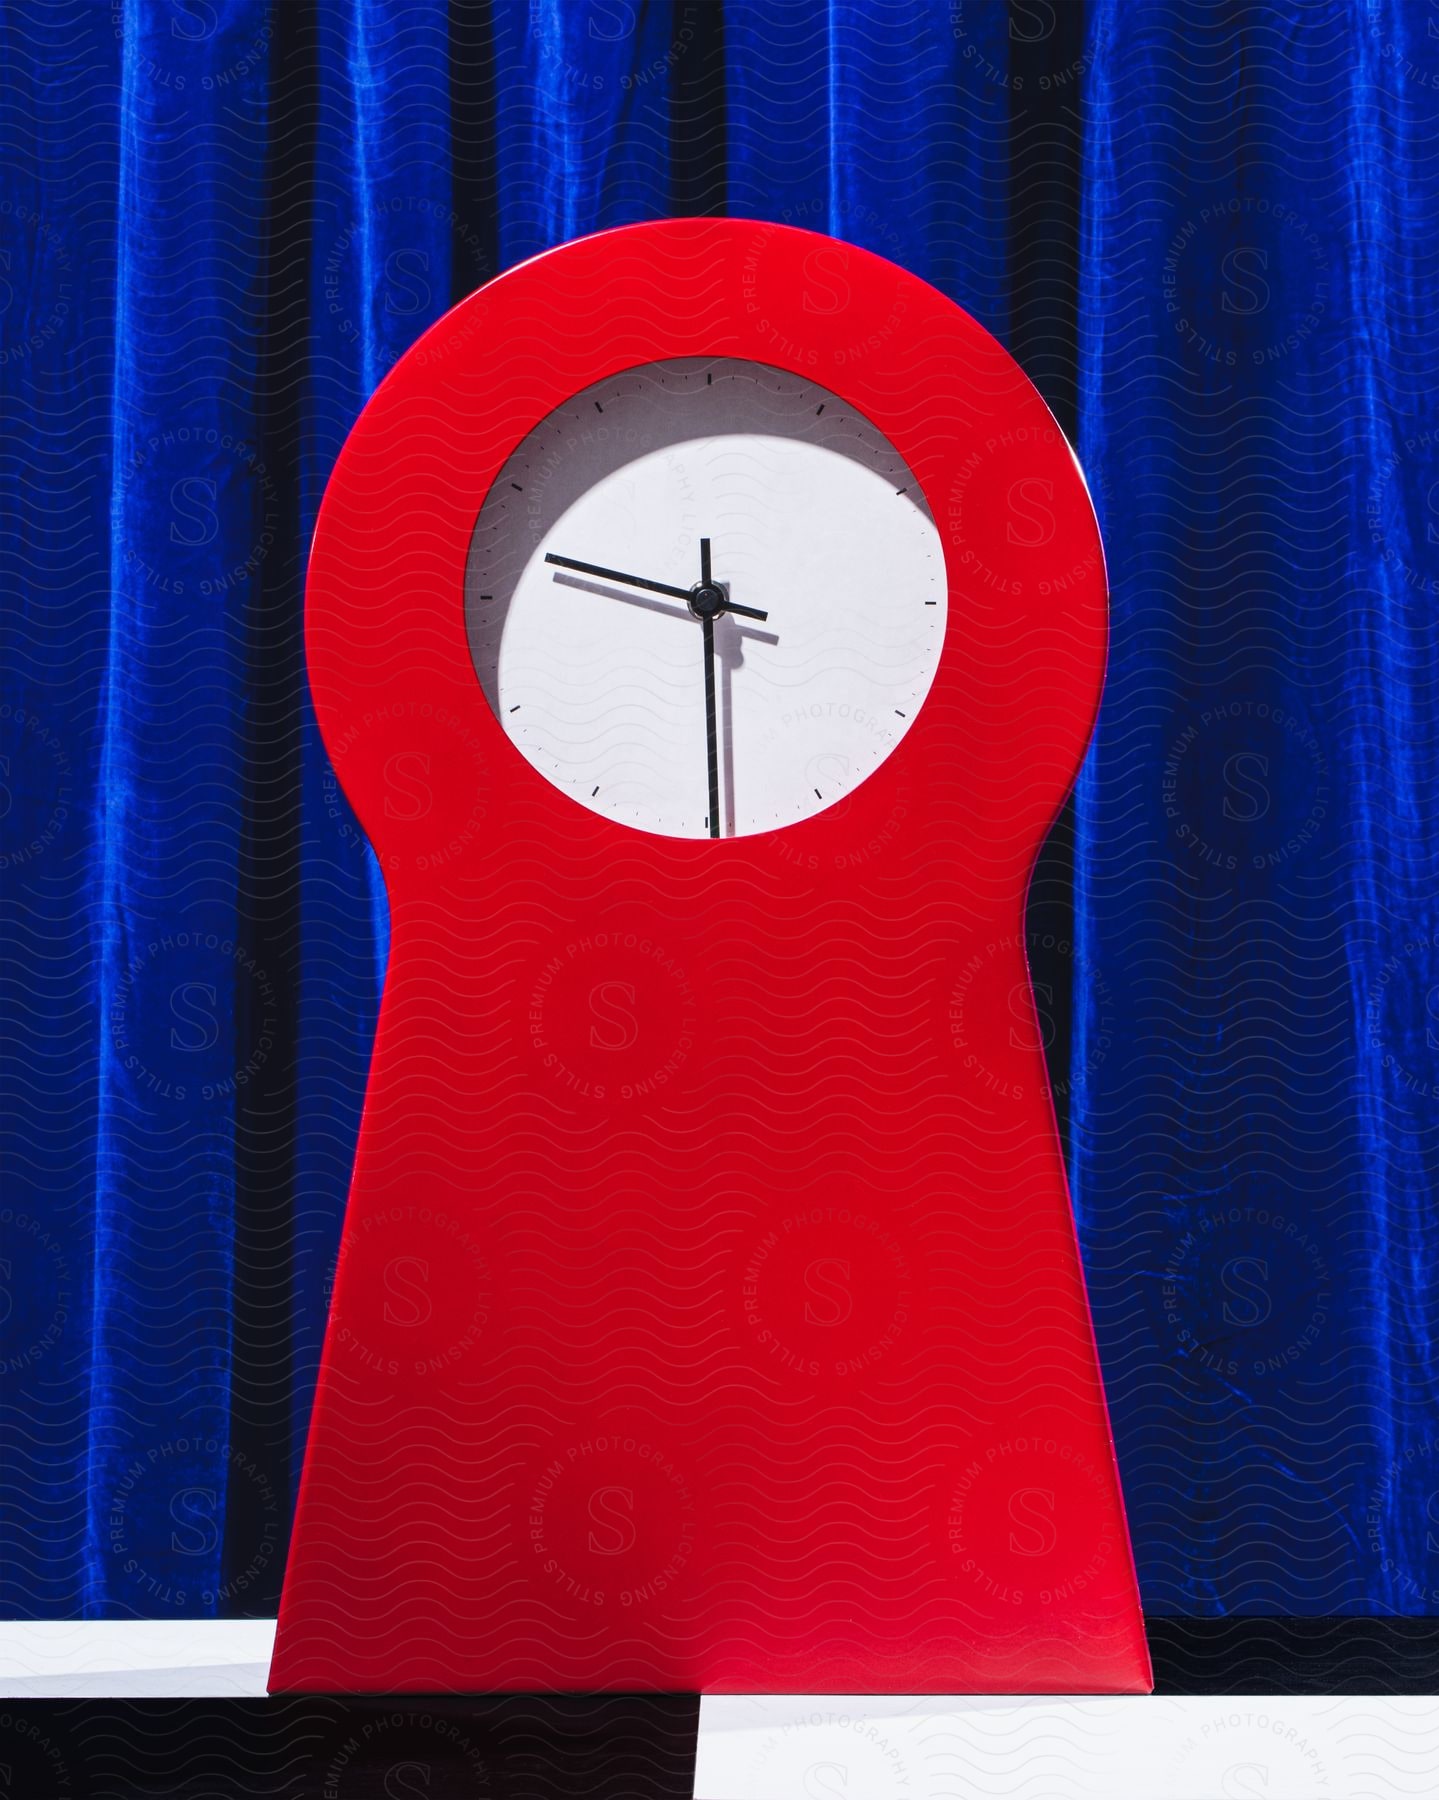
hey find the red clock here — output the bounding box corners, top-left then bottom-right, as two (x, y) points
(269, 217), (1150, 1695)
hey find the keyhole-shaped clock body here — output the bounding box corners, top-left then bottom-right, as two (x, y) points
(270, 219), (1150, 1695)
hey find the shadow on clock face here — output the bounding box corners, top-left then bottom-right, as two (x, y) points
(539, 571), (774, 838)
(464, 355), (942, 840)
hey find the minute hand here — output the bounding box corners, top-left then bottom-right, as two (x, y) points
(544, 553), (691, 601)
(544, 553), (769, 622)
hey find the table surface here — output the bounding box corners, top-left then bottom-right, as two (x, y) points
(2, 1621), (1437, 1797)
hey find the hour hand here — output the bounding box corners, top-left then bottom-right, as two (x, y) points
(544, 553), (692, 604)
(546, 551), (770, 623)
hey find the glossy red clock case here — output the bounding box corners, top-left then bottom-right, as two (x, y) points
(270, 217), (1152, 1695)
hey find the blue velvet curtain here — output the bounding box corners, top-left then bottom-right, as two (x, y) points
(2, 0), (1435, 1622)
(1074, 0), (1439, 1616)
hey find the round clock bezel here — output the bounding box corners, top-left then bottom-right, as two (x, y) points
(305, 216), (1108, 887)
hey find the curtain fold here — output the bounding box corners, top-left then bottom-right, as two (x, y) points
(725, 0), (1011, 333)
(286, 0), (453, 1552)
(0, 0), (117, 1617)
(489, 0), (679, 262)
(85, 0), (273, 1617)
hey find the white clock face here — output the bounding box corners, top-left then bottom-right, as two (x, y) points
(465, 356), (945, 839)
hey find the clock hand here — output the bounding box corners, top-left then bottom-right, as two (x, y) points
(545, 551), (769, 623)
(544, 553), (690, 603)
(699, 539), (722, 838)
(708, 596), (769, 622)
(702, 613), (720, 838)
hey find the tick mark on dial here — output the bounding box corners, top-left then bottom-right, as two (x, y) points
(896, 487), (907, 495)
(895, 710), (906, 717)
(925, 600), (938, 606)
(814, 788), (823, 800)
(511, 483), (523, 491)
(815, 404), (825, 415)
(479, 593), (493, 600)
(706, 372), (712, 384)
(509, 705), (520, 713)
(594, 401), (603, 412)
(592, 786), (600, 797)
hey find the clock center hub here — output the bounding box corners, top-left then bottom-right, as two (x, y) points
(688, 582), (726, 620)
